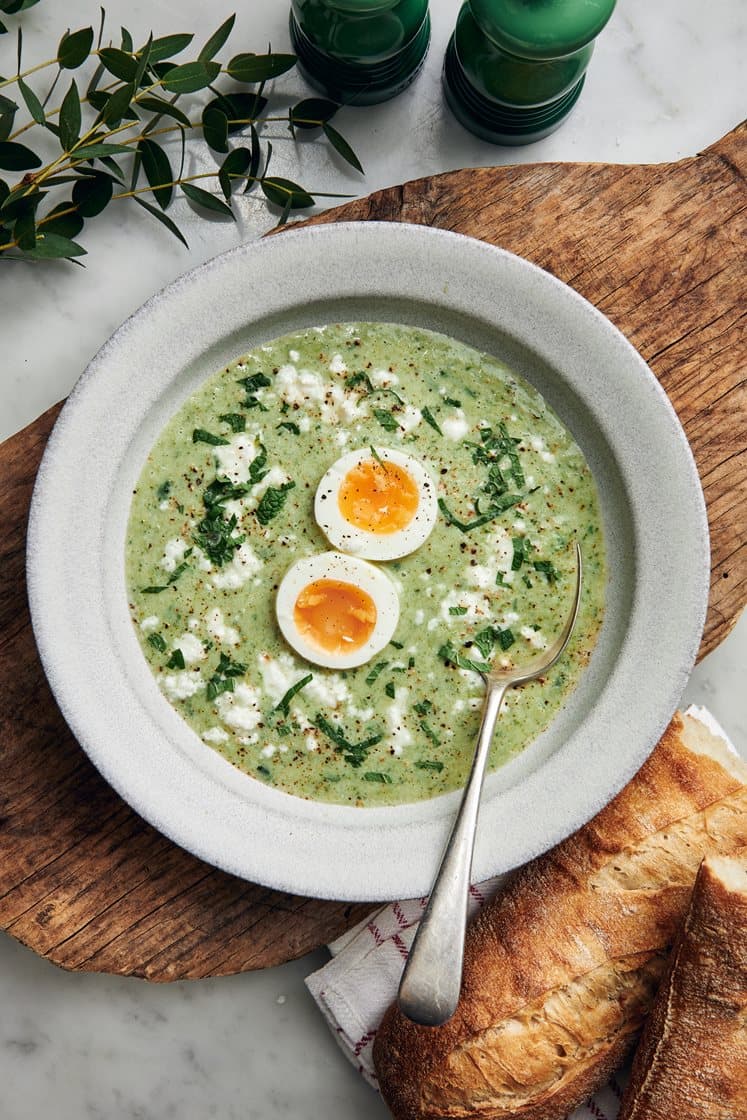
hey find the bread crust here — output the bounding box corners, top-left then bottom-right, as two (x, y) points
(619, 851), (747, 1120)
(373, 713), (747, 1120)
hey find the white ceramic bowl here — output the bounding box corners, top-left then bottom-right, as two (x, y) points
(27, 222), (709, 901)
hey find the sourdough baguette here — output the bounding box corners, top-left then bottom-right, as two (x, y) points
(619, 851), (747, 1120)
(373, 712), (747, 1120)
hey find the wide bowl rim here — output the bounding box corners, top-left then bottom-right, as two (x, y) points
(26, 220), (709, 900)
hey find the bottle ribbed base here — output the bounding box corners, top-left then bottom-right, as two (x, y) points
(442, 35), (585, 146)
(290, 12), (430, 107)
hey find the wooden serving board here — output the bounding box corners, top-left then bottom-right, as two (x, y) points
(1, 127), (744, 982)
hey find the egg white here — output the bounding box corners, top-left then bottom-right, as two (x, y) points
(275, 551), (400, 669)
(314, 447), (438, 561)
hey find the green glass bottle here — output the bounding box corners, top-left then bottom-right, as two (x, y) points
(290, 0), (431, 106)
(443, 0), (617, 145)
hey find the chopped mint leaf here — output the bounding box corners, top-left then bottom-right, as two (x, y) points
(511, 536), (526, 570)
(219, 413), (246, 432)
(273, 673), (313, 717)
(384, 681), (396, 699)
(373, 407), (399, 433)
(237, 372), (271, 393)
(345, 371), (374, 392)
(147, 633), (167, 652)
(443, 396), (461, 407)
(421, 406), (442, 435)
(363, 771), (392, 783)
(415, 759), (444, 772)
(193, 428), (229, 446)
(256, 480), (295, 526)
(313, 714), (382, 768)
(277, 420), (300, 435)
(419, 720), (441, 746)
(207, 652), (247, 701)
(449, 605), (468, 616)
(166, 648), (185, 670)
(365, 661), (389, 685)
(533, 560), (559, 583)
(156, 480), (171, 501)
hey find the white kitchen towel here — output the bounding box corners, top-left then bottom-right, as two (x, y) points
(305, 706), (735, 1118)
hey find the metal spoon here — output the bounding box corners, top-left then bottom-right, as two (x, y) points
(397, 542), (582, 1027)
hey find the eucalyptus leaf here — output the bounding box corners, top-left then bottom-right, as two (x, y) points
(0, 98), (17, 142)
(138, 137), (172, 209)
(99, 46), (138, 82)
(58, 80), (81, 152)
(203, 91), (267, 135)
(261, 176), (314, 210)
(137, 95), (190, 127)
(0, 178), (8, 205)
(147, 32), (193, 63)
(133, 35), (152, 88)
(13, 204), (35, 249)
(86, 60), (105, 98)
(21, 231), (87, 259)
(0, 20), (5, 34)
(0, 182), (42, 218)
(72, 170), (112, 216)
(199, 14), (235, 62)
(218, 146), (251, 199)
(120, 26), (133, 54)
(245, 123), (260, 192)
(18, 75), (44, 124)
(227, 53), (296, 84)
(132, 194), (189, 246)
(323, 122), (363, 173)
(290, 97), (338, 130)
(181, 181), (234, 218)
(0, 139), (41, 170)
(100, 82), (134, 126)
(72, 141), (132, 158)
(161, 59), (220, 94)
(41, 201), (85, 238)
(0, 0), (41, 12)
(58, 26), (94, 70)
(202, 105), (228, 153)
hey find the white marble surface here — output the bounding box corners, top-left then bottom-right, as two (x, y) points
(1, 0), (744, 1116)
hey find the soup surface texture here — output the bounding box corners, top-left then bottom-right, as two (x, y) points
(126, 323), (606, 805)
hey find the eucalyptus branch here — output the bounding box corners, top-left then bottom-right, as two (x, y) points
(0, 9), (364, 263)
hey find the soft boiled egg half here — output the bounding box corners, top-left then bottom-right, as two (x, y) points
(275, 551), (400, 669)
(314, 447), (438, 561)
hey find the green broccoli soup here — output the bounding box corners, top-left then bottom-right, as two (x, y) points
(126, 323), (606, 806)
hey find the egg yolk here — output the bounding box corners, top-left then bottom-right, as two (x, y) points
(338, 459), (419, 535)
(294, 579), (378, 654)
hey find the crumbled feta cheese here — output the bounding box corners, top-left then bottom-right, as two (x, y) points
(260, 744), (276, 758)
(288, 349), (300, 362)
(398, 404), (421, 433)
(139, 615), (159, 633)
(439, 589), (490, 621)
(520, 626), (548, 650)
(161, 670), (204, 701)
(173, 632), (205, 663)
(211, 542), (262, 589)
(427, 618), (440, 631)
(468, 564), (494, 589)
(214, 432), (262, 486)
(215, 682), (263, 731)
(329, 353), (347, 374)
(442, 410), (469, 441)
(370, 368), (399, 387)
(414, 609), (425, 625)
(206, 608), (240, 646)
(160, 537), (187, 572)
(202, 726), (229, 744)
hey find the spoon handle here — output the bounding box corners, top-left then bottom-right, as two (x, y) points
(397, 679), (509, 1026)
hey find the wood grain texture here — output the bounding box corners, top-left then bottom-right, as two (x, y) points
(1, 127), (744, 981)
